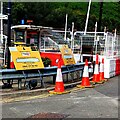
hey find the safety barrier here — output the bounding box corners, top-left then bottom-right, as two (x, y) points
(93, 55), (118, 79)
(119, 58), (120, 75)
(103, 57), (120, 78)
(115, 57), (120, 76)
(0, 62), (92, 90)
(74, 54), (120, 79)
(104, 58), (116, 78)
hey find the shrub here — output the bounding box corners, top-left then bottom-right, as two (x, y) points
(41, 57), (51, 67)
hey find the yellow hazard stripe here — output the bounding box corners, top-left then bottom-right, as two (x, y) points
(2, 93), (54, 103)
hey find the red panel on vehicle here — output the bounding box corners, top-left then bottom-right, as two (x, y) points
(40, 52), (64, 66)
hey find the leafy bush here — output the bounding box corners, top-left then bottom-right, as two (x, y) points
(41, 57), (51, 67)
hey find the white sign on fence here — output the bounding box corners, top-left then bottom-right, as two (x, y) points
(0, 14), (8, 20)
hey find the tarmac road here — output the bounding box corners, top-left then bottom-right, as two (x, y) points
(1, 76), (119, 119)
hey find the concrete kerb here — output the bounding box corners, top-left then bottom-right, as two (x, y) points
(2, 76), (109, 101)
(1, 80), (82, 99)
(1, 87), (54, 99)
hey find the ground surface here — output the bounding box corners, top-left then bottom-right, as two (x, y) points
(1, 76), (119, 119)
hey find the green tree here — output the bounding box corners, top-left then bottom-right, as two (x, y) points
(11, 3), (27, 24)
(9, 2), (120, 33)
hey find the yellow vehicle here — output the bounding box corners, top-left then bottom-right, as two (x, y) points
(13, 42), (26, 46)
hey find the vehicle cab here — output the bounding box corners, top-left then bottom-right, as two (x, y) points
(11, 24), (52, 50)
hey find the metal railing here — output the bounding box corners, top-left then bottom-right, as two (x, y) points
(1, 62), (93, 90)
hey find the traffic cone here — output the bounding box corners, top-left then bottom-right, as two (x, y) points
(99, 58), (104, 81)
(49, 60), (70, 94)
(99, 58), (107, 82)
(77, 59), (93, 88)
(92, 54), (104, 84)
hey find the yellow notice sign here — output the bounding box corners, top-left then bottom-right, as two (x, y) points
(9, 47), (44, 70)
(59, 45), (75, 65)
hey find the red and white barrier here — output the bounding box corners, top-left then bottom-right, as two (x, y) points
(104, 58), (116, 78)
(74, 54), (119, 79)
(93, 55), (117, 79)
(115, 57), (120, 76)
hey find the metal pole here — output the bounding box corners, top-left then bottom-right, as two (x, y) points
(94, 22), (97, 54)
(0, 1), (3, 44)
(6, 1), (11, 69)
(94, 22), (97, 40)
(114, 28), (116, 39)
(39, 29), (42, 51)
(64, 14), (68, 41)
(95, 37), (98, 55)
(114, 29), (117, 57)
(105, 32), (108, 57)
(84, 0), (92, 35)
(44, 36), (45, 52)
(4, 39), (7, 65)
(112, 34), (114, 58)
(71, 22), (74, 50)
(80, 36), (83, 62)
(104, 26), (106, 37)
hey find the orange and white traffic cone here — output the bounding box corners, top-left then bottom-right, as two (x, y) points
(92, 54), (104, 84)
(49, 60), (70, 94)
(99, 58), (108, 82)
(99, 58), (105, 82)
(77, 59), (93, 88)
